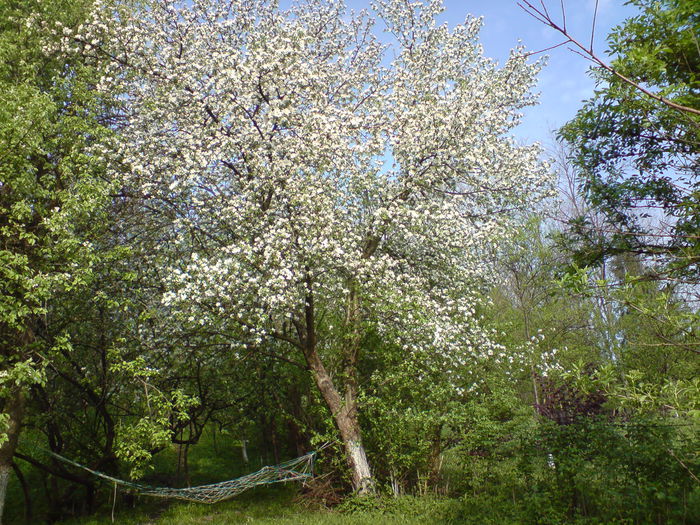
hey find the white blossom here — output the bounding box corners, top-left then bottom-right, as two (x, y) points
(73, 0), (553, 377)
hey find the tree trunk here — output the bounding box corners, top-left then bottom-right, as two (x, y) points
(286, 385), (309, 457)
(296, 279), (374, 494)
(0, 387), (25, 525)
(304, 344), (373, 493)
(0, 468), (9, 525)
(241, 438), (249, 464)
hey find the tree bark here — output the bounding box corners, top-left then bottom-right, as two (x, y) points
(304, 345), (373, 493)
(296, 278), (374, 493)
(0, 387), (25, 525)
(241, 438), (249, 464)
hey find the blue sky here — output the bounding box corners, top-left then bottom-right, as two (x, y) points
(470, 1), (636, 144)
(346, 0), (638, 146)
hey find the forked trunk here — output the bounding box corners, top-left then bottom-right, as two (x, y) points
(299, 283), (374, 493)
(304, 344), (374, 493)
(0, 387), (25, 524)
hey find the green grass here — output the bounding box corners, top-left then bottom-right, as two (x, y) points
(58, 489), (465, 525)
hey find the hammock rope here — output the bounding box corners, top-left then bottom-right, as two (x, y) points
(48, 450), (316, 504)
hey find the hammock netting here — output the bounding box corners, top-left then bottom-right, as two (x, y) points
(49, 450), (316, 504)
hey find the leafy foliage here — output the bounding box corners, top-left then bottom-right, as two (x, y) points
(2, 1), (699, 523)
(560, 0), (700, 279)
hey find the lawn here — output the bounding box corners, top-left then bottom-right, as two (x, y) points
(58, 489), (467, 525)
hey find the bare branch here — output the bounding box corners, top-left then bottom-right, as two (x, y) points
(668, 449), (700, 484)
(518, 1), (700, 118)
(521, 39), (570, 58)
(517, 1), (550, 26)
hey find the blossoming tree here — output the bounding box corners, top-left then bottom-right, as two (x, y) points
(67, 0), (552, 492)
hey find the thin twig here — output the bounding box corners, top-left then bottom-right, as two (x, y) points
(521, 39), (570, 58)
(590, 0), (599, 52)
(668, 449), (700, 484)
(517, 2), (550, 26)
(560, 0), (566, 31)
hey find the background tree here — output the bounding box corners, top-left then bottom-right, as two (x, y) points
(0, 0), (113, 520)
(521, 0), (700, 281)
(519, 0), (700, 432)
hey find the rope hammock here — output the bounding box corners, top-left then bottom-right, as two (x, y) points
(48, 450), (316, 504)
